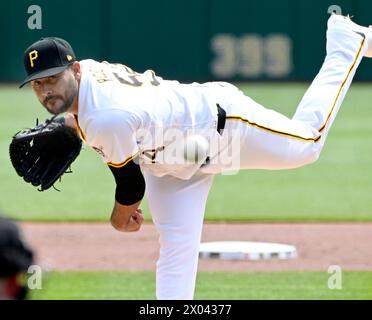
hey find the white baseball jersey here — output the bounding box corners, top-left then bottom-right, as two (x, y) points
(77, 59), (226, 179)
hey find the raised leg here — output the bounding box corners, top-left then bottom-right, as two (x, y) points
(217, 15), (368, 171)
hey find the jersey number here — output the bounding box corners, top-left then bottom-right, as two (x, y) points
(112, 64), (160, 87)
(92, 62), (160, 87)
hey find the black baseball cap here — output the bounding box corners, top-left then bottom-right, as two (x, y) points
(20, 37), (76, 88)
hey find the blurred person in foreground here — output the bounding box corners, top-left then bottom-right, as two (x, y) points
(0, 216), (34, 300)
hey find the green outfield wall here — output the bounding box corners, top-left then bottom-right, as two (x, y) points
(2, 0), (372, 82)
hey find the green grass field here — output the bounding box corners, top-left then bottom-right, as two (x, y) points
(1, 83), (372, 222)
(29, 271), (372, 300)
(1, 83), (372, 300)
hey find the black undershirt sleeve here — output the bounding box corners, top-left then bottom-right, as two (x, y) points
(108, 158), (145, 206)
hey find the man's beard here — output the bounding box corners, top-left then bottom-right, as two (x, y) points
(45, 98), (67, 115)
(44, 91), (76, 115)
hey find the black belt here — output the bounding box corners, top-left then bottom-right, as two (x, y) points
(201, 104), (226, 168)
(216, 104), (226, 135)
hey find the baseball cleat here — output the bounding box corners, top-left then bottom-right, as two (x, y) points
(328, 13), (372, 58)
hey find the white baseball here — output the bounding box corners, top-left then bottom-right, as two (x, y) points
(183, 134), (209, 164)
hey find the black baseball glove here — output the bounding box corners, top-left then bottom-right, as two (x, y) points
(9, 116), (82, 191)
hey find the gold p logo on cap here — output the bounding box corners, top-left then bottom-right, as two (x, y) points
(29, 50), (38, 68)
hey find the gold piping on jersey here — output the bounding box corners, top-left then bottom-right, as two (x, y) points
(107, 152), (140, 168)
(225, 116), (322, 142)
(225, 35), (365, 143)
(318, 34), (365, 133)
(73, 114), (87, 142)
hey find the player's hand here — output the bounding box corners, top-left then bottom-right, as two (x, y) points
(125, 208), (144, 232)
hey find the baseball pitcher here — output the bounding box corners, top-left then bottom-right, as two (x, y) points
(14, 14), (372, 299)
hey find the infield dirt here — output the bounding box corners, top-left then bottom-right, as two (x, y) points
(20, 222), (372, 272)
